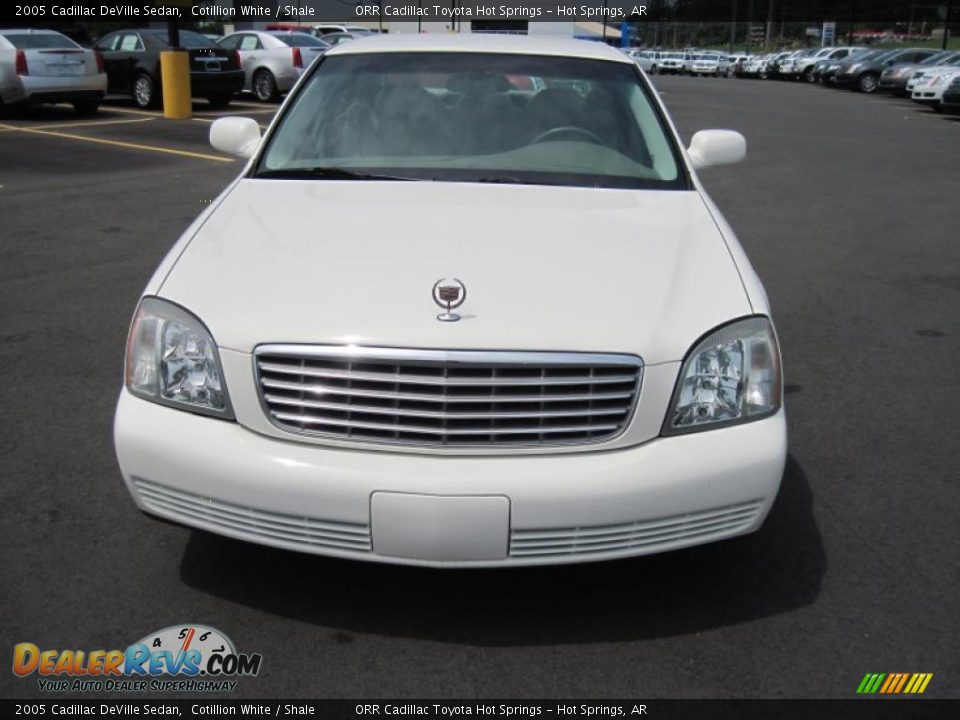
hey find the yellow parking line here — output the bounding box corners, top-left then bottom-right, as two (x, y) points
(0, 123), (234, 163)
(8, 117), (156, 132)
(95, 106), (165, 117)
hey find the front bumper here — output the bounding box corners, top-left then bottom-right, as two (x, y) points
(911, 89), (942, 103)
(878, 77), (908, 93)
(115, 392), (787, 567)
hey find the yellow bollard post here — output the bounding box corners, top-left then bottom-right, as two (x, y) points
(160, 49), (191, 119)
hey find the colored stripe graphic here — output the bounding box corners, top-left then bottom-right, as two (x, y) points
(857, 672), (932, 694)
(892, 673), (910, 693)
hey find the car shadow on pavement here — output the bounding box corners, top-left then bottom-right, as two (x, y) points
(179, 454), (825, 646)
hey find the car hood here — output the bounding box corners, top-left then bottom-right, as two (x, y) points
(159, 180), (752, 364)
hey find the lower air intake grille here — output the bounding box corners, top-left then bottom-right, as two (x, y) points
(133, 478), (372, 553)
(510, 501), (764, 558)
(254, 346), (643, 448)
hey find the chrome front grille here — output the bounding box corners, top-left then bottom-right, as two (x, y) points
(254, 346), (643, 447)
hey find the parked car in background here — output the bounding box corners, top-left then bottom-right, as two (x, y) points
(879, 51), (960, 96)
(0, 28), (106, 114)
(219, 30), (329, 102)
(320, 32), (364, 47)
(939, 75), (960, 112)
(625, 49), (661, 74)
(903, 53), (960, 96)
(96, 28), (243, 108)
(815, 47), (872, 84)
(790, 47), (838, 82)
(727, 54), (750, 77)
(120, 35), (785, 568)
(775, 50), (801, 79)
(911, 65), (960, 110)
(765, 51), (794, 79)
(740, 53), (770, 79)
(658, 51), (689, 75)
(835, 47), (937, 92)
(312, 25), (375, 37)
(690, 52), (722, 77)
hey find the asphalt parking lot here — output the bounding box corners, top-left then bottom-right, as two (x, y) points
(1, 77), (957, 700)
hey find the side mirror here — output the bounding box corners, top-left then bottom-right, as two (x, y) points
(686, 130), (746, 170)
(210, 117), (261, 158)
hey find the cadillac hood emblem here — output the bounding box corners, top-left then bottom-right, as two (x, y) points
(432, 278), (466, 322)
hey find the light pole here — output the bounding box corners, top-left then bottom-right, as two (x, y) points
(943, 0), (953, 50)
(730, 0), (738, 54)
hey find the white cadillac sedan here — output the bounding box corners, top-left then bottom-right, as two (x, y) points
(115, 35), (786, 567)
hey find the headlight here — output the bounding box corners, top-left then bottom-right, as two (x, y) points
(663, 316), (781, 435)
(125, 297), (234, 418)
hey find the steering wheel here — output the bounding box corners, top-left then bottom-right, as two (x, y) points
(530, 126), (604, 145)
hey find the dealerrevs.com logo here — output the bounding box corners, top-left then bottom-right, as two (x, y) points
(13, 624), (262, 693)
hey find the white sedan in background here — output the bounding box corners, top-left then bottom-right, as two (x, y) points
(218, 30), (329, 102)
(0, 28), (106, 114)
(115, 34), (786, 567)
(911, 66), (960, 109)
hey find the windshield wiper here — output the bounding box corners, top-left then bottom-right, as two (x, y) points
(254, 167), (419, 181)
(473, 176), (558, 186)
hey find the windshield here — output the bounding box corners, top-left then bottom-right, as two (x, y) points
(3, 32), (78, 49)
(256, 53), (684, 190)
(273, 32), (330, 48)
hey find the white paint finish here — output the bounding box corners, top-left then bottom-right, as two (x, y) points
(159, 181), (752, 365)
(371, 493), (510, 561)
(114, 391), (786, 567)
(325, 33), (635, 64)
(209, 116), (260, 157)
(115, 36), (785, 565)
(687, 130), (747, 170)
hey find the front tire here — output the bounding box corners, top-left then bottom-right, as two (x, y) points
(857, 72), (879, 93)
(801, 67), (813, 82)
(72, 99), (99, 116)
(253, 69), (279, 103)
(132, 73), (159, 109)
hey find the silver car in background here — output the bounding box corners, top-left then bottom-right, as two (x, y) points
(218, 30), (329, 102)
(0, 28), (106, 115)
(624, 49), (661, 74)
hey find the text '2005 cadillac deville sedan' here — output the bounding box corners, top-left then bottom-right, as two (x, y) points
(114, 34), (786, 567)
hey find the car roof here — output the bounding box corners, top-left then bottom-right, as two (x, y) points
(0, 28), (68, 37)
(325, 33), (634, 63)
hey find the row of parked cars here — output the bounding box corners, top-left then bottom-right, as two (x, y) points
(734, 44), (960, 113)
(0, 25), (376, 114)
(625, 49), (736, 77)
(623, 42), (960, 114)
